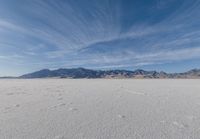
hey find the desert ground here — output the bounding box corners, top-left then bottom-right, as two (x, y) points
(0, 79), (200, 139)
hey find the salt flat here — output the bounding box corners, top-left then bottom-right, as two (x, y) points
(0, 79), (200, 139)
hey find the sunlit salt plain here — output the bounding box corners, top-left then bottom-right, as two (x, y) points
(0, 79), (200, 139)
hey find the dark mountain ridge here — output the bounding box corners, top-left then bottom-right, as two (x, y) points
(19, 68), (200, 79)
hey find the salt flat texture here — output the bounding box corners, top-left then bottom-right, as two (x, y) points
(0, 79), (200, 139)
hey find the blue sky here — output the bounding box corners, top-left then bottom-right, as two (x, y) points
(0, 0), (200, 76)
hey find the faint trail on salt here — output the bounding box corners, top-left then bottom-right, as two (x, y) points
(116, 86), (147, 96)
(124, 89), (147, 96)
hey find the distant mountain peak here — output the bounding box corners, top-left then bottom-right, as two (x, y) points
(40, 69), (51, 72)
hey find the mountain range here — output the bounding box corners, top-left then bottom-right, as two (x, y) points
(19, 68), (200, 79)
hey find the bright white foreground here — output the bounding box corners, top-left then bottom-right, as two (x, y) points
(0, 79), (200, 139)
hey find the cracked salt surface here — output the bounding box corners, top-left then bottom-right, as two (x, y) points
(0, 79), (200, 139)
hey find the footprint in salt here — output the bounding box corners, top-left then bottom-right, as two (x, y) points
(6, 92), (14, 96)
(160, 120), (166, 124)
(117, 94), (122, 98)
(57, 97), (63, 101)
(14, 104), (20, 107)
(172, 121), (187, 129)
(4, 107), (11, 110)
(4, 107), (11, 113)
(68, 107), (78, 111)
(4, 104), (20, 113)
(50, 105), (57, 109)
(186, 115), (196, 121)
(54, 135), (65, 139)
(58, 93), (62, 96)
(58, 103), (66, 107)
(50, 103), (66, 109)
(118, 114), (126, 119)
